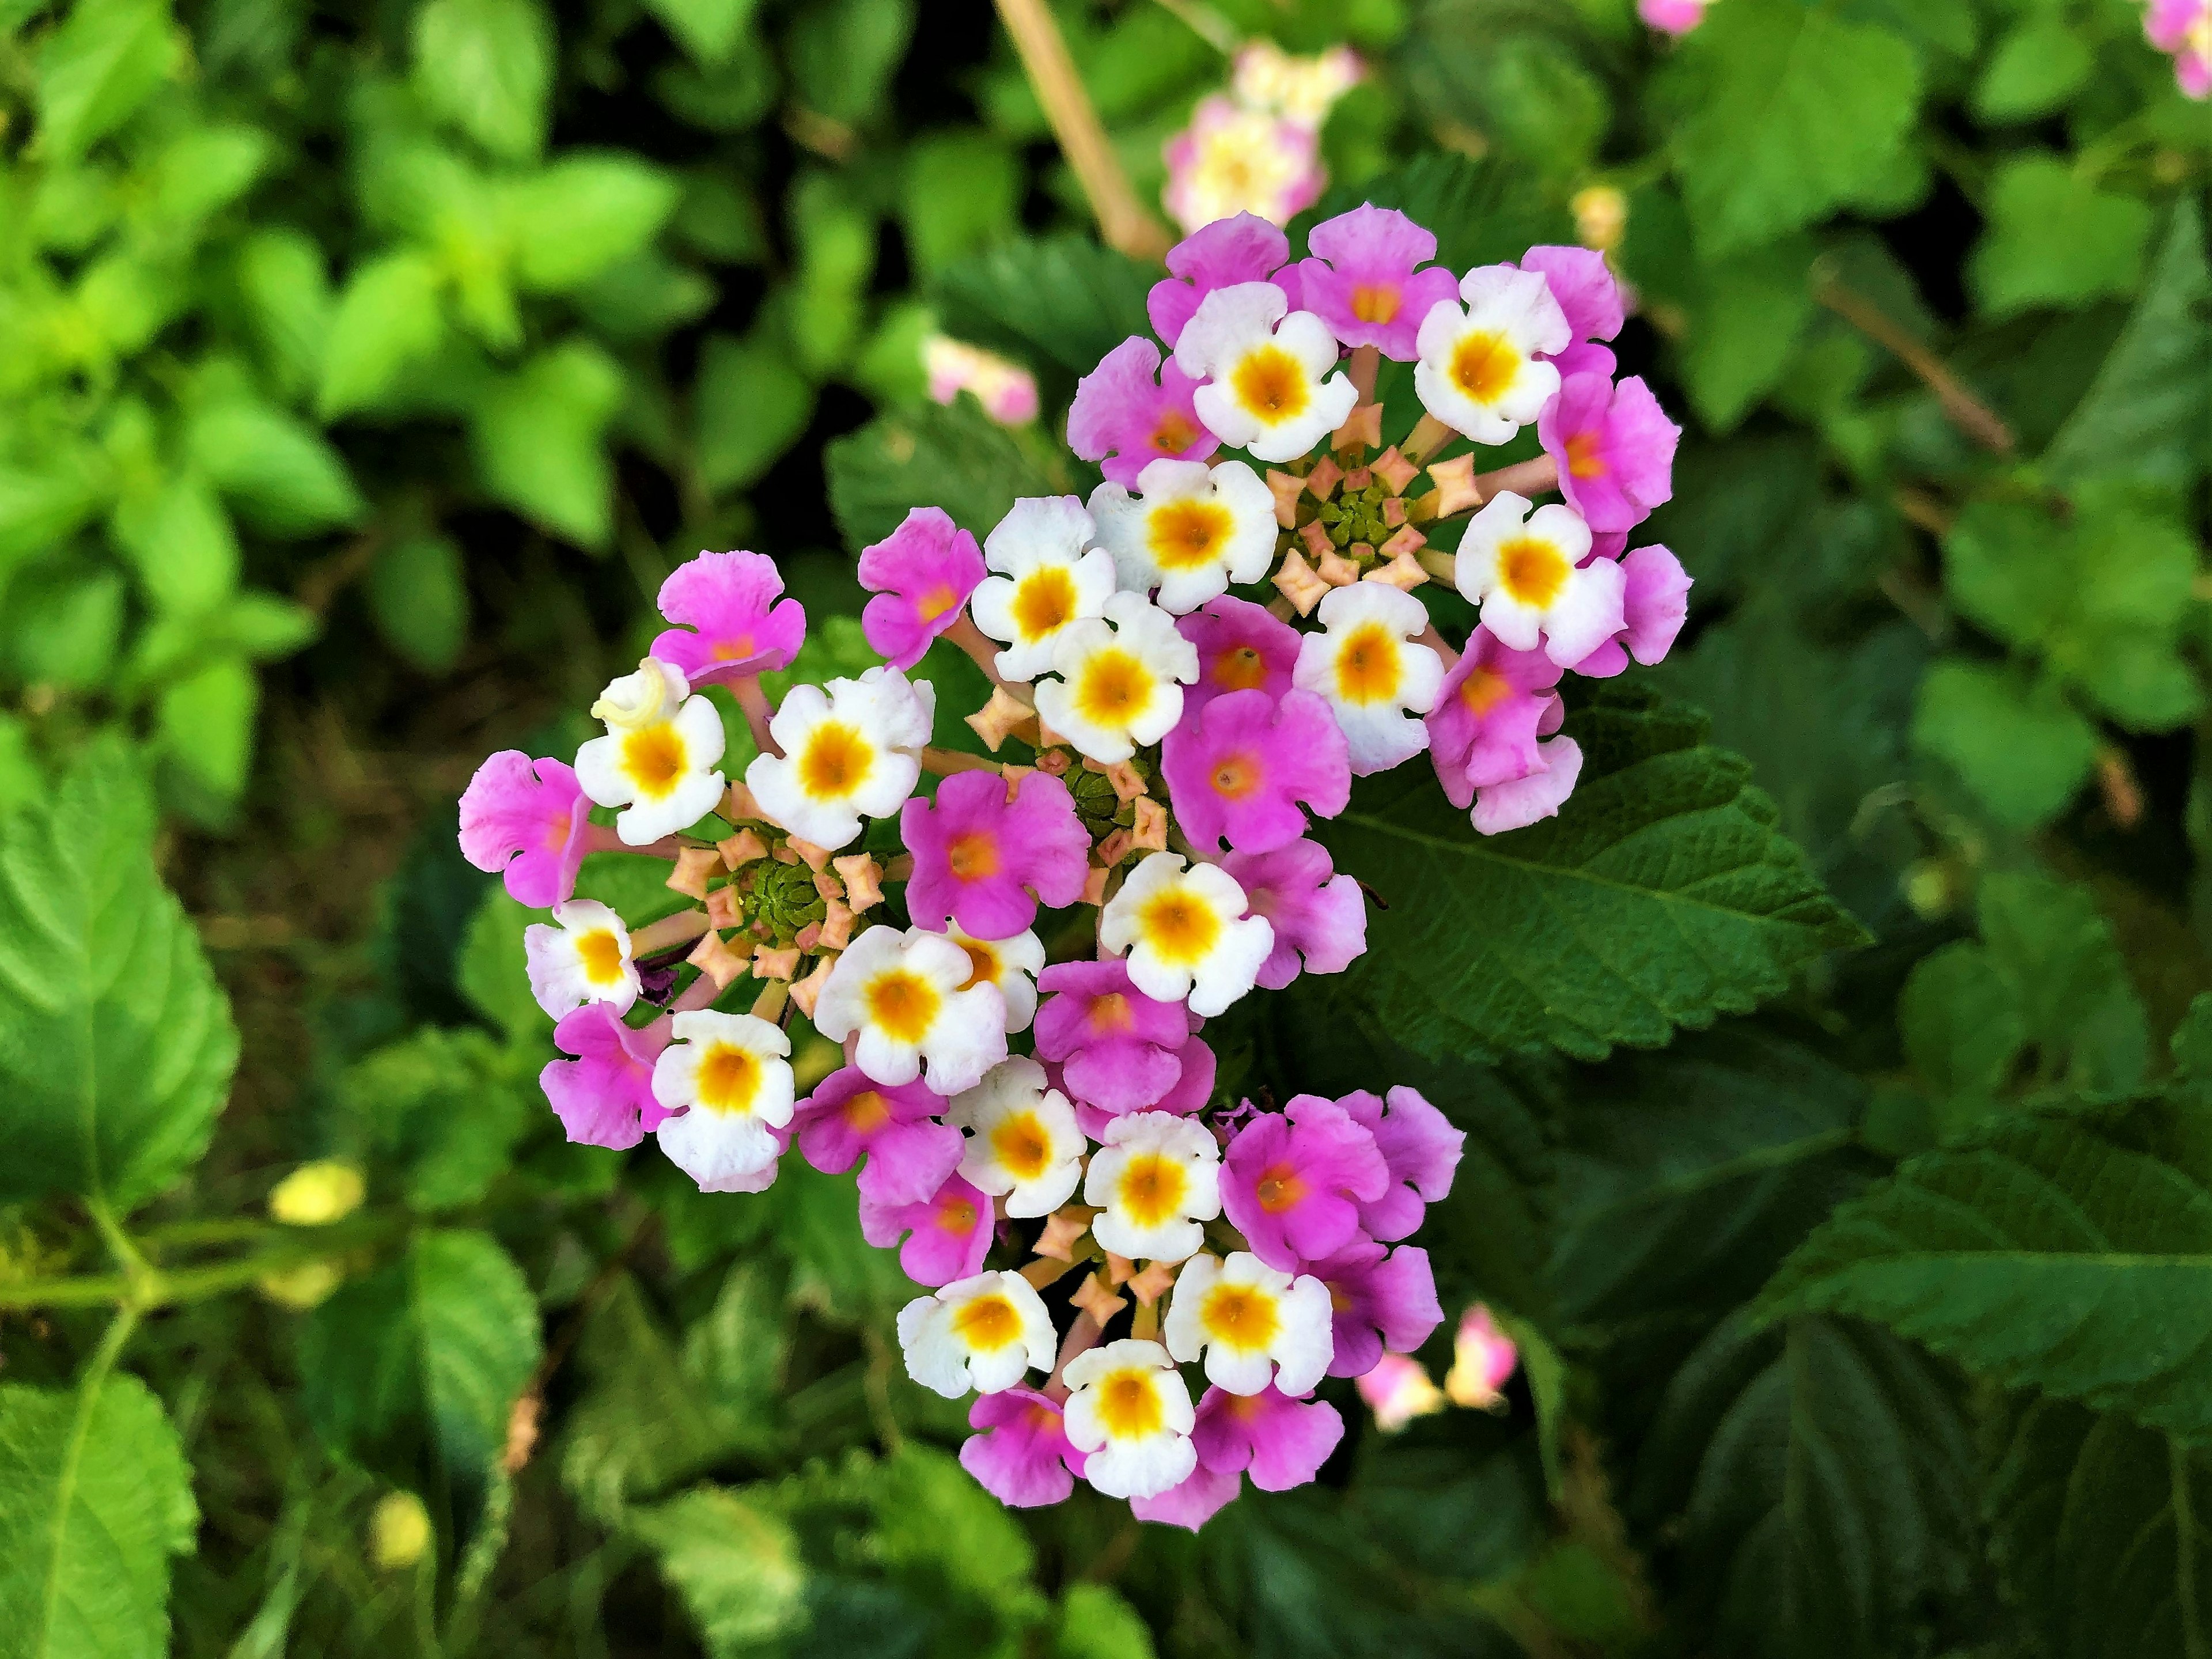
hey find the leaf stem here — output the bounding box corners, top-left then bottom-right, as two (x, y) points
(1815, 272), (2014, 455)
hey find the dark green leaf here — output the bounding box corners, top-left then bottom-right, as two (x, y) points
(825, 396), (1069, 552)
(1969, 154), (2153, 319)
(695, 331), (816, 495)
(931, 234), (1156, 377)
(630, 1485), (809, 1657)
(1911, 660), (2097, 830)
(366, 533), (469, 675)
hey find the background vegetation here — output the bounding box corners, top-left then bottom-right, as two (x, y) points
(0, 0), (2206, 1654)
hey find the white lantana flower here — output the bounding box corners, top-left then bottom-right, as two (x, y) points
(948, 1056), (1085, 1217)
(1413, 265), (1570, 444)
(897, 1270), (1058, 1398)
(1454, 493), (1627, 668)
(652, 1010), (795, 1191)
(1099, 853), (1274, 1017)
(746, 666), (934, 850)
(1163, 1251), (1334, 1397)
(574, 657), (726, 844)
(1083, 1111), (1222, 1263)
(1175, 283), (1359, 463)
(523, 899), (640, 1018)
(938, 923), (1043, 1035)
(969, 496), (1118, 681)
(1291, 583), (1446, 775)
(1062, 1339), (1198, 1500)
(1088, 457), (1278, 614)
(1032, 592), (1199, 764)
(813, 925), (1007, 1093)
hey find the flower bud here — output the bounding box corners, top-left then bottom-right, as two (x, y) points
(370, 1492), (431, 1571)
(268, 1161), (365, 1226)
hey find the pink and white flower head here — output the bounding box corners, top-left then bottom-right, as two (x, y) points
(900, 768), (1089, 938)
(815, 925), (1007, 1094)
(1539, 373), (1680, 534)
(897, 1269), (1056, 1397)
(1062, 1338), (1198, 1499)
(1100, 852), (1274, 1017)
(1084, 1111), (1224, 1263)
(1426, 626), (1565, 808)
(789, 1067), (963, 1208)
(652, 550), (806, 686)
(524, 899), (640, 1019)
(745, 666), (934, 850)
(1135, 1381), (1344, 1527)
(1230, 40), (1365, 128)
(1175, 283), (1359, 463)
(1517, 245), (1626, 380)
(1147, 214), (1300, 349)
(941, 923), (1045, 1035)
(1177, 594), (1302, 719)
(923, 335), (1040, 425)
(1131, 1461), (1240, 1530)
(1475, 736), (1584, 836)
(1088, 457), (1278, 613)
(1033, 592), (1199, 763)
(1291, 583), (1446, 775)
(1032, 959), (1200, 1116)
(1297, 205), (1461, 361)
(962, 1386), (1087, 1507)
(1414, 264), (1571, 444)
(858, 507), (988, 670)
(1456, 493), (1625, 669)
(1221, 1093), (1389, 1271)
(948, 1056), (1085, 1218)
(1358, 1353), (1447, 1431)
(1444, 1304), (1520, 1411)
(1224, 840), (1368, 989)
(1639, 0), (1714, 37)
(1337, 1086), (1464, 1241)
(1312, 1239), (1444, 1377)
(1164, 1251), (1334, 1396)
(1067, 339), (1217, 488)
(1163, 97), (1325, 236)
(969, 496), (1118, 681)
(651, 1010), (796, 1192)
(863, 1169), (996, 1286)
(2147, 0), (2211, 97)
(541, 1004), (671, 1149)
(1570, 545), (1693, 679)
(458, 752), (591, 908)
(1161, 688), (1351, 855)
(574, 657), (727, 844)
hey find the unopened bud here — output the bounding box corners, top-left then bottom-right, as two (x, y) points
(370, 1492), (431, 1571)
(257, 1260), (344, 1309)
(268, 1161), (365, 1226)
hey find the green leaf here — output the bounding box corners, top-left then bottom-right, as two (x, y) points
(1314, 694), (1869, 1063)
(0, 738), (236, 1209)
(366, 533), (469, 675)
(0, 1372), (198, 1659)
(35, 0), (173, 162)
(467, 342), (625, 548)
(630, 1486), (808, 1657)
(0, 467), (107, 573)
(1972, 14), (2093, 123)
(1974, 873), (2149, 1099)
(1627, 1313), (1978, 1659)
(1759, 1096), (2212, 1438)
(786, 172), (876, 374)
(184, 399), (364, 535)
(506, 154), (680, 292)
(108, 474), (240, 615)
(825, 396), (1069, 553)
(1677, 236), (1816, 431)
(1051, 1585), (1156, 1659)
(5, 566), (124, 689)
(411, 0), (552, 161)
(454, 887), (548, 1047)
(783, 0), (912, 127)
(694, 331), (816, 495)
(1969, 154), (2153, 319)
(1662, 3), (1922, 256)
(1911, 660), (2097, 830)
(899, 132), (1021, 279)
(300, 1229), (541, 1497)
(342, 1028), (533, 1212)
(156, 653), (257, 799)
(145, 122), (269, 225)
(932, 234), (1156, 378)
(1899, 941), (2025, 1106)
(642, 0), (758, 62)
(318, 251), (449, 419)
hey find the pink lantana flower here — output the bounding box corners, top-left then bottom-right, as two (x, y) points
(1358, 1353), (1447, 1431)
(924, 335), (1039, 425)
(1338, 1086), (1464, 1242)
(861, 1169), (996, 1287)
(1176, 595), (1302, 719)
(2147, 0), (2211, 97)
(1310, 1238), (1445, 1378)
(961, 1385), (1088, 1508)
(1066, 338), (1217, 488)
(1221, 1094), (1390, 1271)
(1059, 1034), (1215, 1142)
(900, 769), (1090, 939)
(459, 751), (593, 909)
(1032, 960), (1199, 1116)
(1130, 1461), (1241, 1531)
(1134, 1384), (1344, 1530)
(540, 1005), (672, 1149)
(1161, 688), (1351, 855)
(1539, 373), (1680, 535)
(1445, 1304), (1520, 1410)
(1570, 545), (1694, 679)
(1518, 245), (1626, 380)
(1296, 204), (1461, 360)
(652, 551), (806, 687)
(858, 508), (988, 671)
(1474, 736), (1584, 836)
(1224, 840), (1368, 990)
(790, 1066), (964, 1208)
(1146, 212), (1302, 346)
(1639, 0), (1713, 36)
(1426, 627), (1566, 809)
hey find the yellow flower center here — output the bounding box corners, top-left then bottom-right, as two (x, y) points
(1138, 887), (1221, 965)
(1230, 344), (1310, 423)
(935, 1190), (979, 1233)
(1147, 499), (1234, 573)
(957, 939), (1001, 991)
(1333, 622), (1403, 706)
(695, 1043), (761, 1115)
(1096, 1370), (1164, 1440)
(710, 632), (756, 661)
(946, 830), (998, 881)
(992, 1112), (1054, 1182)
(1460, 667), (1512, 715)
(1012, 566), (1078, 640)
(1350, 282), (1400, 324)
(797, 721), (873, 800)
(1255, 1161), (1306, 1214)
(951, 1292), (1022, 1350)
(575, 929), (626, 985)
(1073, 648), (1154, 729)
(1215, 644), (1268, 692)
(843, 1089), (891, 1134)
(1150, 411), (1200, 455)
(916, 584), (961, 623)
(620, 724), (688, 798)
(1565, 431), (1607, 479)
(1088, 992), (1132, 1031)
(1202, 1282), (1281, 1350)
(866, 969), (941, 1045)
(1449, 330), (1520, 405)
(1116, 1150), (1188, 1229)
(1498, 537), (1568, 609)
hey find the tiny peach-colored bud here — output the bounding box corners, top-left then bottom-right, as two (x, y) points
(1428, 453), (1481, 517)
(1070, 1272), (1127, 1324)
(1382, 494), (1407, 527)
(1264, 468), (1305, 527)
(1104, 1251), (1137, 1286)
(1305, 455), (1343, 500)
(966, 685), (1036, 752)
(813, 870), (844, 904)
(818, 898), (855, 950)
(1372, 445), (1419, 495)
(705, 885), (743, 929)
(1106, 760), (1146, 802)
(1333, 402), (1382, 450)
(1318, 548), (1360, 587)
(752, 945), (801, 981)
(1128, 1259), (1178, 1305)
(718, 827), (769, 868)
(788, 951), (836, 1018)
(1033, 1205), (1094, 1261)
(1096, 828), (1134, 868)
(1080, 865), (1111, 906)
(1363, 548), (1429, 591)
(793, 921), (823, 952)
(688, 929), (750, 990)
(1298, 519), (1334, 561)
(666, 846), (721, 899)
(1033, 747), (1072, 776)
(1342, 467), (1372, 494)
(786, 838), (834, 873)
(722, 781), (766, 822)
(1272, 547), (1330, 616)
(1130, 796), (1168, 851)
(833, 854), (884, 910)
(1381, 524), (1429, 559)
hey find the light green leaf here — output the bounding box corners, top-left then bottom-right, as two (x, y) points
(506, 155), (680, 292)
(366, 533), (469, 675)
(642, 0), (759, 63)
(454, 887), (548, 1048)
(35, 0), (173, 161)
(156, 654), (257, 799)
(319, 251), (448, 419)
(931, 233), (1156, 377)
(630, 1486), (808, 1658)
(0, 467), (107, 573)
(0, 1372), (198, 1659)
(1972, 14), (2093, 123)
(4, 567), (124, 689)
(145, 123), (268, 225)
(825, 396), (1068, 552)
(694, 331), (815, 495)
(0, 737), (236, 1209)
(1677, 237), (1816, 431)
(1911, 660), (2097, 830)
(412, 0), (552, 161)
(108, 473), (240, 615)
(899, 132), (1021, 279)
(1314, 694), (1869, 1063)
(1969, 154), (2153, 319)
(785, 172), (876, 374)
(185, 400), (364, 534)
(467, 342), (624, 548)
(1899, 942), (2025, 1105)
(341, 1027), (533, 1211)
(1052, 1584), (1157, 1659)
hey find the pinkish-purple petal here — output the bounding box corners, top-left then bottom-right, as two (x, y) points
(1193, 1384), (1343, 1491)
(1313, 1240), (1444, 1378)
(1337, 1086), (1464, 1241)
(1130, 1460), (1241, 1529)
(1621, 544), (1692, 665)
(541, 1005), (671, 1147)
(1148, 213), (1294, 344)
(1472, 736), (1582, 836)
(903, 770), (1091, 938)
(1518, 245), (1624, 345)
(653, 551), (806, 684)
(1162, 688), (1351, 855)
(861, 1171), (994, 1287)
(1177, 594), (1302, 718)
(1297, 205), (1459, 359)
(459, 752), (593, 909)
(1221, 1097), (1389, 1272)
(1066, 337), (1218, 488)
(1425, 627), (1564, 809)
(1224, 839), (1368, 990)
(857, 507), (987, 669)
(963, 1385), (1086, 1506)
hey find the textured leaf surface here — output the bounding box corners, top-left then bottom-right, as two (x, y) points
(0, 738), (237, 1209)
(824, 395), (1070, 551)
(629, 1486), (807, 1658)
(932, 234), (1154, 376)
(0, 1373), (198, 1659)
(1315, 695), (1868, 1063)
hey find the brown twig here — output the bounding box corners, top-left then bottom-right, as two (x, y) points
(1816, 275), (2015, 456)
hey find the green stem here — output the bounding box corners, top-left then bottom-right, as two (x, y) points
(0, 1217), (395, 1311)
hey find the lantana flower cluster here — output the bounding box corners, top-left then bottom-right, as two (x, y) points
(1162, 41), (1364, 233)
(458, 201), (1685, 1525)
(2147, 0), (2211, 98)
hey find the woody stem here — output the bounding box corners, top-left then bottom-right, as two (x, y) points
(921, 746), (1004, 777)
(630, 909), (710, 954)
(1473, 455), (1559, 502)
(730, 675), (780, 756)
